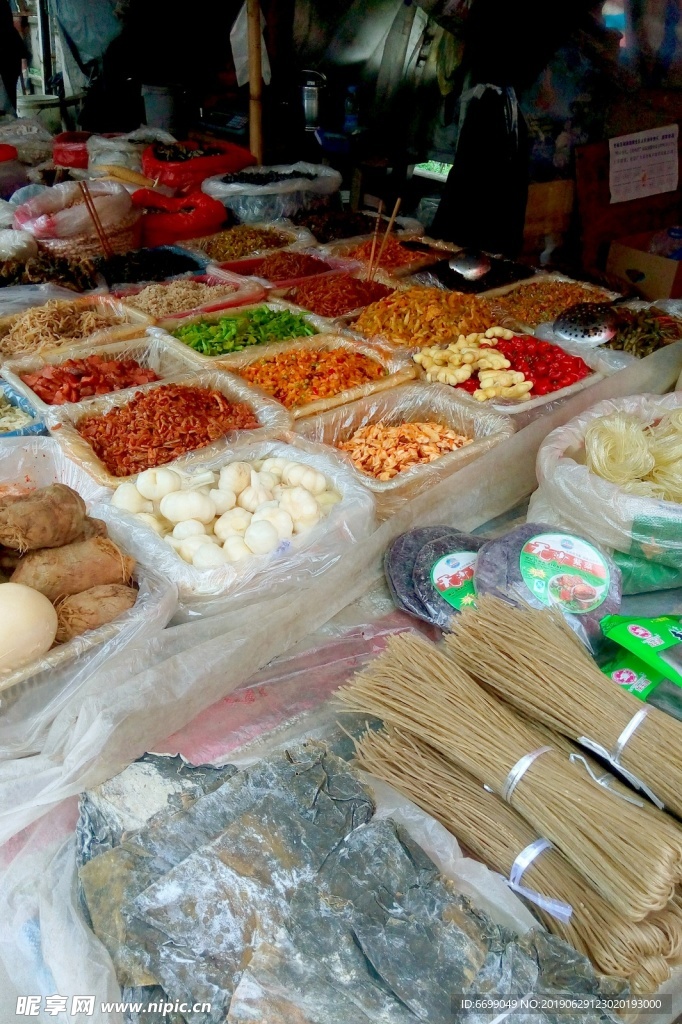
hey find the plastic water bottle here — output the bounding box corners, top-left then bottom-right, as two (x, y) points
(648, 227), (682, 260)
(343, 86), (359, 135)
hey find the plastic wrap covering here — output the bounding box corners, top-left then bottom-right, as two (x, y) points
(529, 392), (682, 596)
(87, 128), (176, 174)
(47, 368), (292, 487)
(13, 181), (134, 241)
(0, 379), (46, 438)
(0, 284), (100, 319)
(0, 118), (53, 166)
(202, 162), (342, 223)
(13, 181), (141, 259)
(214, 333), (416, 418)
(0, 229), (37, 261)
(0, 295), (152, 360)
(98, 437), (375, 620)
(0, 734), (558, 1024)
(0, 437), (177, 736)
(296, 382), (515, 519)
(2, 332), (202, 415)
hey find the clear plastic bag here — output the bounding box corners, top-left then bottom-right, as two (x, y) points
(13, 180), (134, 241)
(0, 118), (53, 166)
(528, 392), (682, 595)
(0, 228), (37, 260)
(47, 367), (293, 488)
(0, 437), (177, 742)
(0, 379), (47, 438)
(296, 381), (515, 519)
(87, 128), (176, 173)
(98, 436), (376, 620)
(202, 163), (342, 223)
(0, 283), (80, 317)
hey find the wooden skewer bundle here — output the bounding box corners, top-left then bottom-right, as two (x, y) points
(445, 595), (682, 819)
(338, 632), (682, 921)
(355, 725), (676, 994)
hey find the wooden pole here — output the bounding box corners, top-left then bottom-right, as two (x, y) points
(247, 0), (264, 165)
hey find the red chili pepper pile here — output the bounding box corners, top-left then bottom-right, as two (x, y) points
(77, 383), (259, 476)
(21, 354), (160, 406)
(456, 335), (591, 397)
(290, 273), (394, 318)
(257, 251), (331, 281)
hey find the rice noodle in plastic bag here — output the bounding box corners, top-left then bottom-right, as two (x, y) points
(528, 392), (682, 594)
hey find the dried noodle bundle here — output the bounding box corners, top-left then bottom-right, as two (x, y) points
(584, 413), (654, 484)
(445, 595), (682, 821)
(355, 725), (673, 993)
(338, 632), (682, 921)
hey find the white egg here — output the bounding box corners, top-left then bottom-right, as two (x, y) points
(0, 583), (58, 671)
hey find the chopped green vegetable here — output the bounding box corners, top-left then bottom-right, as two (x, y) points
(172, 306), (317, 357)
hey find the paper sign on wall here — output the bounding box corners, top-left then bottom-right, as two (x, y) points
(609, 124), (678, 204)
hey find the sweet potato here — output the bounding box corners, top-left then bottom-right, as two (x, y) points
(76, 517), (108, 542)
(0, 484), (87, 551)
(55, 584), (137, 642)
(11, 536), (135, 603)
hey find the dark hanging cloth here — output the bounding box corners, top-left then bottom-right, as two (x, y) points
(431, 0), (600, 254)
(0, 0), (28, 111)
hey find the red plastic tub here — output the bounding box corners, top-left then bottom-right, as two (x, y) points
(141, 140), (255, 191)
(53, 132), (92, 169)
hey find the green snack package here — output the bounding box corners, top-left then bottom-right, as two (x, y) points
(601, 613), (682, 717)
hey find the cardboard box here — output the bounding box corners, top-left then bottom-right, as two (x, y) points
(607, 230), (682, 299)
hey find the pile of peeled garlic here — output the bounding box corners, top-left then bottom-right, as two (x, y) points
(111, 457), (342, 569)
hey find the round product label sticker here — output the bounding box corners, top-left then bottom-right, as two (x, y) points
(519, 533), (610, 615)
(430, 551), (477, 610)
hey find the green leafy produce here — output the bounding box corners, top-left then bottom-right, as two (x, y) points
(172, 306), (317, 357)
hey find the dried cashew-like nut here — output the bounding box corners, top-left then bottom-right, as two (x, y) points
(485, 326), (514, 340)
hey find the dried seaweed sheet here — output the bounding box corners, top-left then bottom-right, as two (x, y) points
(412, 532), (482, 629)
(384, 528), (457, 623)
(80, 744), (625, 1024)
(77, 753), (238, 866)
(475, 522), (622, 648)
(80, 743), (374, 1021)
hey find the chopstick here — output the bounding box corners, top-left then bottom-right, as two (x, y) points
(370, 197), (401, 281)
(79, 181), (114, 260)
(365, 200), (383, 282)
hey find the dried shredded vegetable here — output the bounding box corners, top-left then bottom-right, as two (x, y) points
(355, 288), (495, 347)
(0, 394), (33, 433)
(0, 301), (120, 356)
(238, 348), (385, 409)
(123, 279), (237, 318)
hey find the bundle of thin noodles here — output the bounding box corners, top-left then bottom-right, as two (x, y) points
(337, 632), (682, 920)
(355, 725), (672, 993)
(650, 891), (682, 964)
(584, 413), (654, 484)
(445, 594), (682, 819)
(0, 300), (118, 356)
